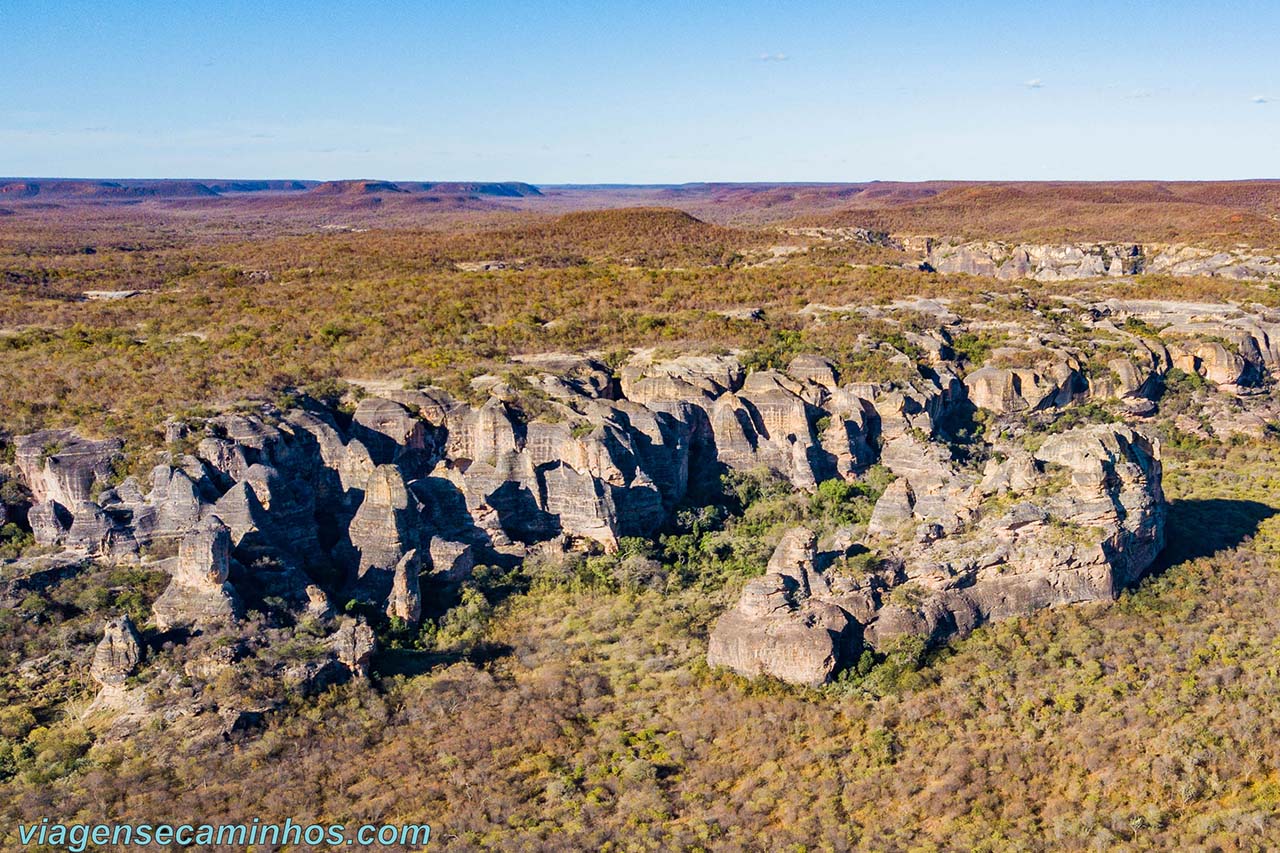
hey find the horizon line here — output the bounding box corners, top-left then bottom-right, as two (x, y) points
(7, 176), (1280, 186)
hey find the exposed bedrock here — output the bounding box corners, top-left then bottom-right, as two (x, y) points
(90, 615), (144, 689)
(709, 423), (1166, 685)
(706, 527), (853, 686)
(924, 240), (1280, 282)
(5, 323), (1198, 667)
(151, 516), (241, 632)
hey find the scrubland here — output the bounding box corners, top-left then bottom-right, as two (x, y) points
(4, 196), (1280, 850)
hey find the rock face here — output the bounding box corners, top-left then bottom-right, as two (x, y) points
(708, 423), (1167, 686)
(964, 352), (1085, 414)
(925, 240), (1280, 282)
(14, 429), (123, 507)
(90, 615), (143, 688)
(927, 242), (1137, 281)
(345, 464), (420, 596)
(152, 517), (241, 632)
(707, 528), (852, 686)
(329, 618), (376, 677)
(14, 430), (128, 555)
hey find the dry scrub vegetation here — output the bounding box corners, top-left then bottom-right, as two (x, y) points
(3, 439), (1280, 850)
(3, 203), (1277, 454)
(798, 181), (1280, 247)
(5, 199), (1280, 850)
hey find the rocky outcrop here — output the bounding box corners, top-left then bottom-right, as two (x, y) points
(14, 430), (123, 507)
(1079, 299), (1280, 396)
(386, 549), (422, 623)
(862, 424), (1164, 649)
(709, 423), (1166, 686)
(86, 614), (147, 716)
(927, 242), (1138, 281)
(1145, 246), (1280, 280)
(345, 464), (420, 592)
(329, 618), (376, 678)
(1166, 338), (1253, 388)
(10, 326), (1188, 685)
(152, 517), (241, 632)
(90, 615), (143, 688)
(707, 528), (852, 686)
(925, 240), (1280, 283)
(963, 349), (1085, 414)
(15, 430), (126, 553)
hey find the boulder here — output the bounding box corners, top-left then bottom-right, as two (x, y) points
(707, 527), (851, 686)
(90, 615), (143, 688)
(329, 618), (376, 678)
(708, 573), (849, 687)
(867, 478), (914, 537)
(27, 500), (71, 546)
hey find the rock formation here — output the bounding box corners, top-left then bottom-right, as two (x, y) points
(707, 528), (852, 686)
(925, 240), (1280, 282)
(16, 295), (1258, 692)
(329, 618), (376, 678)
(861, 424), (1165, 649)
(152, 517), (241, 632)
(86, 614), (146, 715)
(386, 549), (422, 623)
(90, 615), (143, 688)
(709, 422), (1166, 685)
(14, 430), (128, 554)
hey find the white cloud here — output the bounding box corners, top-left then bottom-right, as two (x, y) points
(758, 53), (788, 62)
(1025, 78), (1044, 89)
(1252, 95), (1270, 104)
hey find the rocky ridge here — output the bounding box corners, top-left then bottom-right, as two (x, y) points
(924, 240), (1280, 282)
(13, 296), (1280, 691)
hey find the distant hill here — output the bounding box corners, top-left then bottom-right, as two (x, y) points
(440, 206), (764, 266)
(205, 180), (312, 193)
(308, 180), (541, 198)
(792, 180), (1280, 246)
(308, 180), (408, 196)
(401, 182), (542, 197)
(0, 179), (220, 199)
(3, 177), (1279, 247)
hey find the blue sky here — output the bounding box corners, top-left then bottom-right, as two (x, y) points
(3, 0), (1278, 182)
